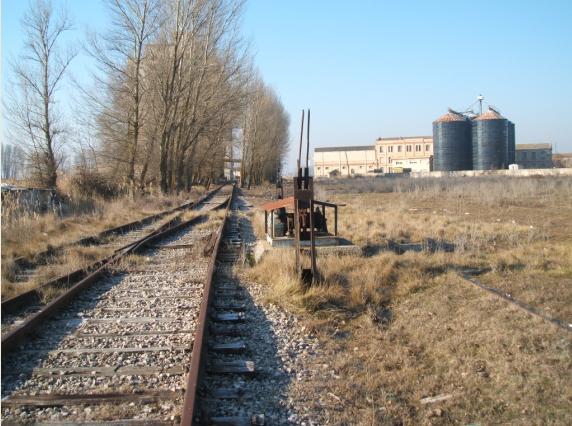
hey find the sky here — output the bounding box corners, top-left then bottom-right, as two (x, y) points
(2, 0), (572, 173)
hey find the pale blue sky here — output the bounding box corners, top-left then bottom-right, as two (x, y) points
(3, 0), (572, 172)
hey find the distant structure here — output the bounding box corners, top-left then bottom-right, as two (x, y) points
(516, 143), (552, 169)
(314, 146), (377, 177)
(433, 109), (472, 171)
(432, 96), (516, 171)
(313, 137), (434, 177)
(374, 136), (433, 173)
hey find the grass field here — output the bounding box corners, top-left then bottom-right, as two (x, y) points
(246, 176), (572, 424)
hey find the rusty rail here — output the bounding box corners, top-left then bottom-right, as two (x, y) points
(12, 185), (224, 270)
(460, 272), (572, 334)
(1, 186), (225, 319)
(181, 185), (235, 425)
(1, 188), (232, 354)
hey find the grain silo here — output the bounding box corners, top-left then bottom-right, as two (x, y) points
(472, 107), (508, 170)
(507, 120), (515, 165)
(433, 109), (472, 171)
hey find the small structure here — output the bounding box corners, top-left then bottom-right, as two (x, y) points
(260, 196), (342, 248)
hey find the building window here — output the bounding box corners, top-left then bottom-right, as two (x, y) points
(380, 167), (384, 173)
(396, 161), (402, 165)
(522, 152), (527, 160)
(397, 145), (402, 152)
(351, 169), (355, 174)
(388, 146), (393, 153)
(406, 145), (412, 152)
(425, 144), (430, 151)
(317, 167), (321, 170)
(531, 152), (537, 159)
(325, 167), (329, 170)
(342, 166), (346, 169)
(379, 146), (383, 153)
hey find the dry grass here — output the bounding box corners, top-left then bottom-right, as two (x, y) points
(244, 176), (572, 424)
(1, 184), (207, 300)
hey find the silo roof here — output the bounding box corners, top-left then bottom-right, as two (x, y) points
(474, 107), (505, 121)
(433, 109), (466, 123)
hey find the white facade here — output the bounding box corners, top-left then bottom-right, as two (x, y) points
(313, 146), (377, 177)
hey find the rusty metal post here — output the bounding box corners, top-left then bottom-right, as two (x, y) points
(309, 199), (317, 283)
(334, 206), (338, 236)
(294, 199), (301, 278)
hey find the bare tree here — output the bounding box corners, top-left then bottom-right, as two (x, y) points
(6, 0), (76, 188)
(88, 0), (161, 193)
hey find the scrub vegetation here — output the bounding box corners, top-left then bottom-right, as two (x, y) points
(246, 176), (572, 424)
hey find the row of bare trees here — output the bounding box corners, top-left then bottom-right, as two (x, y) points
(4, 0), (289, 193)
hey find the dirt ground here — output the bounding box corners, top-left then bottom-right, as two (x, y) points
(245, 176), (572, 425)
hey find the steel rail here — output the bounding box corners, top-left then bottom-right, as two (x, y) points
(1, 188), (232, 354)
(1, 185), (225, 318)
(12, 185), (224, 271)
(460, 273), (572, 334)
(181, 185), (235, 425)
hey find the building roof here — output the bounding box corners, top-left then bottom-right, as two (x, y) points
(314, 146), (374, 152)
(375, 136), (432, 141)
(433, 109), (467, 123)
(474, 107), (505, 121)
(516, 143), (552, 150)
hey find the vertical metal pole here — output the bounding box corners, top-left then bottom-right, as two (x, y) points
(265, 211), (267, 235)
(306, 109), (311, 172)
(298, 110), (305, 176)
(334, 206), (338, 237)
(309, 200), (317, 283)
(294, 200), (301, 278)
(271, 210), (274, 239)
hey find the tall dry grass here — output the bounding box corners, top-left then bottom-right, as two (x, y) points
(242, 175), (572, 424)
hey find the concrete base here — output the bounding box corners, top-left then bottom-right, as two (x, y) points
(263, 234), (361, 257)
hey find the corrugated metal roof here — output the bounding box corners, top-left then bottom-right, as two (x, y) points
(259, 196), (294, 211)
(314, 146), (374, 152)
(516, 143), (552, 150)
(375, 136), (432, 141)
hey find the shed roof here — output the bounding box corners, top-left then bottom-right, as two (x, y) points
(314, 146), (374, 153)
(516, 143), (552, 150)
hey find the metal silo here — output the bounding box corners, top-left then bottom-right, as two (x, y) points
(472, 107), (508, 170)
(507, 121), (515, 165)
(432, 109), (472, 171)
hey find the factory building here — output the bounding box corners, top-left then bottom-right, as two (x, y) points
(314, 146), (377, 177)
(374, 136), (433, 173)
(515, 143), (552, 169)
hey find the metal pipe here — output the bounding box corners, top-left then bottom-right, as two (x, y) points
(298, 110), (305, 176)
(306, 109), (310, 171)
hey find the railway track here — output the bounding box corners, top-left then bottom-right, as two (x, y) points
(1, 186), (233, 424)
(1, 186), (225, 336)
(9, 185), (223, 285)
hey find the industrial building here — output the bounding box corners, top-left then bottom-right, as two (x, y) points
(515, 143), (552, 169)
(374, 136), (433, 173)
(314, 146), (377, 177)
(313, 137), (434, 177)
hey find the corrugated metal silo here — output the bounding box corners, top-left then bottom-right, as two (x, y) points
(472, 107), (508, 170)
(507, 121), (515, 165)
(433, 109), (472, 171)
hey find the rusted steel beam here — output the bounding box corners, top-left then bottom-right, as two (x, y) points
(180, 186), (234, 426)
